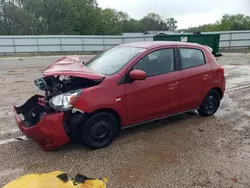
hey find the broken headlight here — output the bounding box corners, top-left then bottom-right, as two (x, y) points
(49, 89), (82, 111)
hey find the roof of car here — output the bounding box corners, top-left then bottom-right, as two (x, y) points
(119, 41), (204, 49)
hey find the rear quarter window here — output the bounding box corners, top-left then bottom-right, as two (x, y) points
(180, 48), (206, 69)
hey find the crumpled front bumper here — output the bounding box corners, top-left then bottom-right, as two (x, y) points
(13, 105), (69, 151)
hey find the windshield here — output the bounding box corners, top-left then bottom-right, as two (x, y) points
(85, 46), (146, 75)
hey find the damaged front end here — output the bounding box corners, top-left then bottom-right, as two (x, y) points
(13, 74), (104, 151)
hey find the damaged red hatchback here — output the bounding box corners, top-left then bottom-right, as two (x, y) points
(13, 41), (225, 151)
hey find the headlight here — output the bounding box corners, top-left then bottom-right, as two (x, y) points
(49, 90), (82, 111)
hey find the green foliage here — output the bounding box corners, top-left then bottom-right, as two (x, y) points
(167, 17), (177, 31)
(184, 14), (250, 32)
(0, 0), (179, 35)
(1, 0), (249, 35)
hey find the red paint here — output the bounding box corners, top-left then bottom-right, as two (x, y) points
(43, 55), (105, 79)
(13, 106), (69, 151)
(129, 70), (147, 81)
(13, 41), (225, 150)
(75, 42), (225, 127)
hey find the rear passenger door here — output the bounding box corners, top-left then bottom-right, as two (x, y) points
(177, 47), (211, 111)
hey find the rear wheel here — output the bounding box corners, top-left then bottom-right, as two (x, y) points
(198, 90), (220, 116)
(80, 112), (119, 149)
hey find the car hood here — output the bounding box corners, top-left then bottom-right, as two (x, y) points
(42, 56), (105, 80)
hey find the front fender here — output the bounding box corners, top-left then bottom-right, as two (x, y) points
(73, 96), (126, 126)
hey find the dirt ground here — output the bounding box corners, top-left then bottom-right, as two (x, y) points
(0, 53), (250, 188)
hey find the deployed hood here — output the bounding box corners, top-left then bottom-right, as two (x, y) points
(42, 56), (105, 80)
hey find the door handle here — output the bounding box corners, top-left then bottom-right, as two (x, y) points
(202, 74), (209, 80)
(168, 82), (178, 90)
(168, 82), (178, 87)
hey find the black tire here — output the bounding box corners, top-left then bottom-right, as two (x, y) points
(67, 113), (87, 141)
(80, 112), (119, 149)
(198, 90), (221, 116)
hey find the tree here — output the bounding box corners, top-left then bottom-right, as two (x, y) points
(139, 13), (171, 31)
(220, 14), (250, 30)
(117, 11), (129, 22)
(1, 1), (250, 35)
(0, 0), (38, 34)
(68, 0), (102, 35)
(122, 19), (142, 32)
(184, 14), (250, 32)
(0, 0), (179, 35)
(167, 17), (177, 31)
(140, 13), (161, 31)
(97, 8), (123, 35)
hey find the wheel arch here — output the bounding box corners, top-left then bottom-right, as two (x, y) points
(198, 87), (222, 116)
(199, 87), (223, 107)
(91, 108), (122, 129)
(210, 87), (223, 99)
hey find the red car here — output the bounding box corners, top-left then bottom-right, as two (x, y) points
(13, 41), (225, 151)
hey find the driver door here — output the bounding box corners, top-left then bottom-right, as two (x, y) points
(124, 48), (180, 125)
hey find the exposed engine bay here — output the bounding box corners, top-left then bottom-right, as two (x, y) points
(12, 56), (107, 150)
(15, 76), (103, 128)
(34, 76), (102, 100)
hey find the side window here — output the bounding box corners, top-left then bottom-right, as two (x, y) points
(133, 49), (174, 77)
(180, 48), (205, 69)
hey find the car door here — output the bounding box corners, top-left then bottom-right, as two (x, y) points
(124, 48), (181, 125)
(177, 47), (211, 111)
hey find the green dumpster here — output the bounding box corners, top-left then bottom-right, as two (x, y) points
(153, 33), (221, 55)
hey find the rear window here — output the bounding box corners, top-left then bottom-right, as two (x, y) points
(180, 48), (205, 69)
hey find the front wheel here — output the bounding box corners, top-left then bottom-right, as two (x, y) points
(80, 112), (119, 149)
(198, 90), (221, 116)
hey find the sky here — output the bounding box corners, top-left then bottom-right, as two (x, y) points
(97, 0), (250, 29)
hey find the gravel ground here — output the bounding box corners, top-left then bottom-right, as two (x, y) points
(0, 53), (250, 187)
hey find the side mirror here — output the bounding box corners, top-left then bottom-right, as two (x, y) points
(129, 70), (147, 81)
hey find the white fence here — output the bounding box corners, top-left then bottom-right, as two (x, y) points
(0, 35), (153, 54)
(0, 30), (250, 54)
(203, 30), (250, 49)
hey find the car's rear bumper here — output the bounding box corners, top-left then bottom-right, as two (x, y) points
(13, 105), (69, 151)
